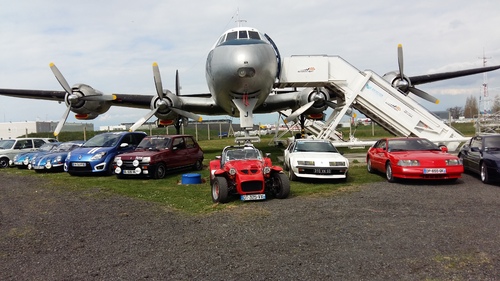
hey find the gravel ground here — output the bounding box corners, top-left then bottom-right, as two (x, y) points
(1, 172), (500, 280)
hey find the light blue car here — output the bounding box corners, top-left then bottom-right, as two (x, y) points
(11, 142), (61, 169)
(64, 131), (147, 176)
(32, 141), (85, 172)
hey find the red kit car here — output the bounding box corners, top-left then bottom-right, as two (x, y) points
(209, 144), (290, 203)
(366, 137), (463, 182)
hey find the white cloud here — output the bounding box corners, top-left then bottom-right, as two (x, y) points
(0, 0), (499, 127)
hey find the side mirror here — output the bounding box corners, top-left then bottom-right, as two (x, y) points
(439, 145), (448, 153)
(120, 143), (129, 148)
(265, 153), (271, 158)
(470, 147), (480, 152)
(216, 155), (221, 160)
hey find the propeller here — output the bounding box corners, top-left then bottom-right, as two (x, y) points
(284, 88), (336, 123)
(128, 63), (202, 132)
(393, 44), (439, 104)
(49, 63), (116, 137)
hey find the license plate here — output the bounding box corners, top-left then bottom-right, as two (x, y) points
(123, 170), (136, 175)
(33, 166), (44, 170)
(314, 168), (331, 174)
(240, 194), (266, 201)
(424, 168), (446, 174)
(72, 162), (86, 167)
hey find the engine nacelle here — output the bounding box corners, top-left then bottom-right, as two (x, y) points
(382, 71), (411, 95)
(149, 90), (181, 120)
(297, 87), (330, 114)
(66, 83), (112, 116)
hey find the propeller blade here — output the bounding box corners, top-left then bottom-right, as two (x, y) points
(129, 108), (159, 132)
(171, 107), (203, 122)
(152, 62), (164, 99)
(397, 44), (404, 77)
(409, 87), (440, 104)
(49, 63), (72, 94)
(325, 100), (337, 109)
(284, 101), (315, 123)
(175, 70), (180, 96)
(53, 105), (72, 137)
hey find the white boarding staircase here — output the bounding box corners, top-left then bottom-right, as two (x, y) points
(277, 55), (468, 151)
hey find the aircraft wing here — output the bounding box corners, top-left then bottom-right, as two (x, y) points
(409, 65), (500, 85)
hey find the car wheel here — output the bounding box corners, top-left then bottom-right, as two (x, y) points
(385, 162), (396, 183)
(193, 158), (203, 171)
(367, 158), (374, 173)
(283, 161), (289, 171)
(480, 162), (490, 184)
(0, 157), (8, 168)
(212, 176), (229, 203)
(153, 163), (167, 179)
(272, 173), (290, 199)
(289, 169), (298, 181)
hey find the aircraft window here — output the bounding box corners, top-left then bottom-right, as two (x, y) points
(248, 31), (260, 40)
(238, 30), (248, 39)
(216, 35), (225, 46)
(226, 31), (237, 41)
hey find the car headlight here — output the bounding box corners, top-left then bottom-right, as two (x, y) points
(446, 159), (461, 166)
(297, 160), (315, 165)
(90, 152), (107, 160)
(263, 166), (271, 174)
(141, 157), (151, 163)
(229, 168), (237, 175)
(115, 157), (123, 167)
(55, 156), (62, 162)
(397, 160), (420, 166)
(67, 152), (72, 158)
(13, 155), (18, 161)
(329, 161), (345, 167)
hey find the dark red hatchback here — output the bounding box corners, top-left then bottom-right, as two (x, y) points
(113, 135), (204, 179)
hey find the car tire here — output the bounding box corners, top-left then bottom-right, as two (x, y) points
(0, 157), (8, 168)
(283, 161), (289, 171)
(480, 162), (490, 184)
(153, 163), (167, 179)
(272, 173), (290, 199)
(289, 162), (298, 181)
(193, 158), (203, 171)
(212, 176), (229, 203)
(385, 162), (396, 183)
(367, 158), (374, 173)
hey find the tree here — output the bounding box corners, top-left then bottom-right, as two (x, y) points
(447, 106), (463, 120)
(464, 95), (478, 118)
(492, 95), (500, 114)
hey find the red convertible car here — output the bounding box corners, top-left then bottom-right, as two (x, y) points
(366, 137), (463, 182)
(209, 144), (290, 203)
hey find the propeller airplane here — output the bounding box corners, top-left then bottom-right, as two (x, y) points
(1, 25), (499, 138)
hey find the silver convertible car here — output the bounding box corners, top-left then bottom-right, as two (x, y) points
(283, 139), (349, 181)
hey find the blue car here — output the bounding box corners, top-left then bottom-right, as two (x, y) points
(65, 131), (147, 176)
(11, 142), (61, 169)
(32, 141), (85, 173)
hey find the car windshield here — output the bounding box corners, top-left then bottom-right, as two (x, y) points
(55, 142), (80, 152)
(293, 141), (339, 153)
(388, 139), (440, 152)
(0, 140), (15, 149)
(39, 143), (59, 152)
(137, 137), (171, 150)
(484, 136), (500, 150)
(83, 134), (121, 147)
(225, 148), (262, 161)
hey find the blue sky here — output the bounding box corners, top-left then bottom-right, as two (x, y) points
(0, 0), (499, 127)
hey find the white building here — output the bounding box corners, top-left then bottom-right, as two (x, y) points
(0, 121), (94, 140)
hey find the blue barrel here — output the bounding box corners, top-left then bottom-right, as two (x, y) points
(181, 173), (202, 184)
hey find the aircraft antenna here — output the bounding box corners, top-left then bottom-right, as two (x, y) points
(235, 8), (247, 27)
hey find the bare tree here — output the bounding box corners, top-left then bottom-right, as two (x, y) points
(464, 95), (478, 118)
(492, 95), (500, 114)
(447, 106), (463, 120)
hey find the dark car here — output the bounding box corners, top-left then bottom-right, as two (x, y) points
(65, 131), (147, 176)
(458, 134), (500, 183)
(209, 144), (290, 203)
(113, 135), (204, 179)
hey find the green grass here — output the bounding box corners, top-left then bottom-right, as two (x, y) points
(1, 135), (384, 214)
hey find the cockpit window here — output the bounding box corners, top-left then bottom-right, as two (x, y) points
(248, 31), (260, 39)
(216, 35), (225, 46)
(226, 31), (237, 41)
(238, 30), (248, 39)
